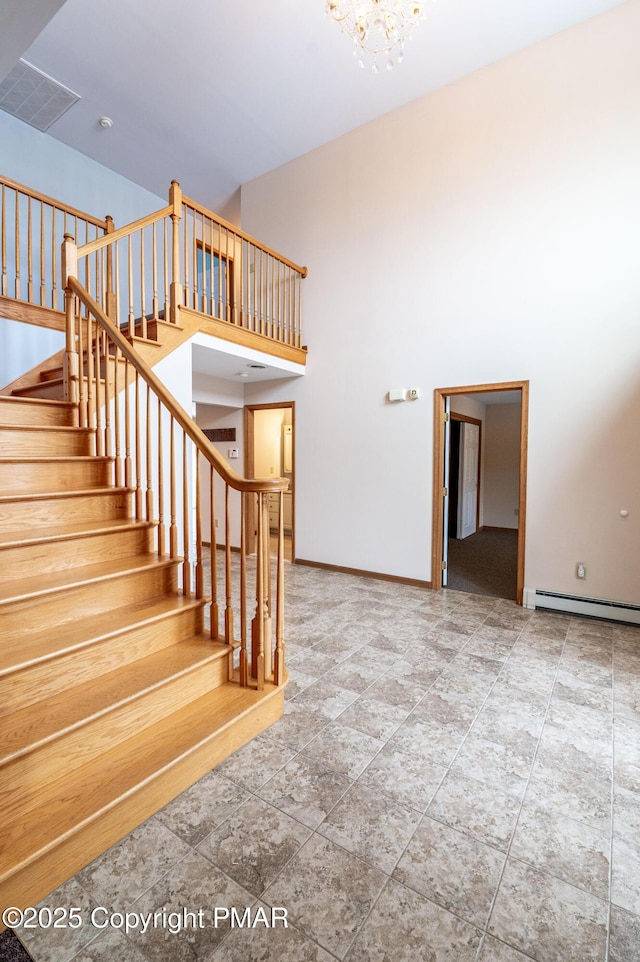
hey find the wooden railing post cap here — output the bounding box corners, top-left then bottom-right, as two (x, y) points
(169, 180), (182, 215)
(62, 234), (78, 285)
(105, 215), (114, 232)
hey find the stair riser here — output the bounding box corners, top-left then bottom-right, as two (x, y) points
(40, 354), (126, 383)
(1, 564), (179, 640)
(0, 688), (284, 918)
(0, 492), (131, 533)
(0, 527), (155, 585)
(0, 398), (75, 427)
(13, 381), (65, 401)
(0, 427), (93, 456)
(0, 604), (206, 715)
(0, 656), (229, 824)
(0, 459), (113, 495)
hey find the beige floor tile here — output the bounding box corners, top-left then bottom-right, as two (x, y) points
(393, 816), (505, 927)
(257, 754), (352, 829)
(510, 801), (611, 900)
(262, 834), (386, 958)
(319, 781), (421, 874)
(196, 798), (310, 897)
(488, 859), (608, 962)
(346, 877), (482, 962)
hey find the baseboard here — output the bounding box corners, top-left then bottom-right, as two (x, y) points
(523, 587), (640, 626)
(294, 557), (431, 589)
(479, 525), (518, 533)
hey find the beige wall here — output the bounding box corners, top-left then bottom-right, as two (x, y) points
(483, 404), (521, 530)
(254, 408), (286, 478)
(242, 2), (640, 603)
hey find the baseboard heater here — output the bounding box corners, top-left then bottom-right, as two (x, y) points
(523, 588), (640, 627)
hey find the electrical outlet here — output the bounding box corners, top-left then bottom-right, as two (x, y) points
(576, 562), (586, 579)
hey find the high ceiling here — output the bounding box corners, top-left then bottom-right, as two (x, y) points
(3, 0), (628, 213)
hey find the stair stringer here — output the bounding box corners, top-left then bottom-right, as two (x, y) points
(2, 310), (206, 399)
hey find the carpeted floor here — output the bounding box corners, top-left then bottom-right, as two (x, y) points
(0, 931), (33, 962)
(446, 527), (518, 599)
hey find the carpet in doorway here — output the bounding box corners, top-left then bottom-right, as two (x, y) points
(0, 931), (34, 962)
(446, 528), (518, 600)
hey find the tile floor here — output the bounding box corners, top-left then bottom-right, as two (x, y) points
(15, 564), (640, 962)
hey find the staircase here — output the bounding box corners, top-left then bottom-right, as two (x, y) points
(0, 393), (285, 918)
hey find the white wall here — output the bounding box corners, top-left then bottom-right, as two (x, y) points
(0, 110), (166, 386)
(196, 404), (245, 548)
(241, 1), (640, 604)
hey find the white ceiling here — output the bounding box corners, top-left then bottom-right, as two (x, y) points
(4, 0), (628, 213)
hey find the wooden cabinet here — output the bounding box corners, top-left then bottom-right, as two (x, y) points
(268, 492), (292, 533)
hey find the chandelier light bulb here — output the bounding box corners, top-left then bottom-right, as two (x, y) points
(327, 0), (426, 71)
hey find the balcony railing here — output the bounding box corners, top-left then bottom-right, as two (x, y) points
(0, 174), (107, 317)
(1, 174), (307, 358)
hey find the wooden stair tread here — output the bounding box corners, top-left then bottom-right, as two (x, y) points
(0, 638), (229, 764)
(0, 396), (74, 409)
(0, 595), (206, 676)
(0, 456), (113, 465)
(0, 485), (130, 505)
(14, 378), (63, 389)
(0, 681), (280, 879)
(0, 424), (91, 435)
(0, 517), (154, 550)
(0, 553), (176, 606)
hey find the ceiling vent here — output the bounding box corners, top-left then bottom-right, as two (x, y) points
(0, 59), (80, 131)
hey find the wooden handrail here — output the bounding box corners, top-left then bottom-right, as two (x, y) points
(76, 205), (173, 258)
(182, 194), (308, 278)
(67, 276), (287, 495)
(0, 174), (107, 230)
(65, 263), (288, 691)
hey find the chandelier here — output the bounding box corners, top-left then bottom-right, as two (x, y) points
(326, 0), (426, 72)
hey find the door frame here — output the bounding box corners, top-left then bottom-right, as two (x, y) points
(244, 401), (295, 558)
(431, 380), (529, 604)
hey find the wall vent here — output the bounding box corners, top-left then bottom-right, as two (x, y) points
(526, 589), (640, 627)
(0, 59), (80, 131)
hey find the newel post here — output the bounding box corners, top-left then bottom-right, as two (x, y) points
(169, 180), (183, 324)
(251, 491), (270, 690)
(104, 215), (117, 322)
(61, 233), (79, 407)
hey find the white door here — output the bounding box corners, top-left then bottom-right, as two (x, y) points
(457, 421), (479, 539)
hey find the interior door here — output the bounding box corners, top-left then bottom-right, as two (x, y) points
(457, 421), (479, 539)
(442, 397), (451, 585)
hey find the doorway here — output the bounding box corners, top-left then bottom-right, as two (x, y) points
(244, 402), (295, 562)
(432, 381), (529, 604)
(448, 415), (482, 540)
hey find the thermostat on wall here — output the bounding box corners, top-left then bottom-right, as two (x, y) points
(388, 388), (407, 403)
